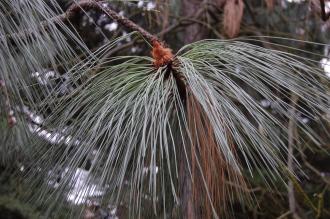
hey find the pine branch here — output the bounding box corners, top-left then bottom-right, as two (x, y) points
(1, 0), (177, 69)
(1, 0), (159, 44)
(65, 0), (158, 43)
(66, 1), (175, 67)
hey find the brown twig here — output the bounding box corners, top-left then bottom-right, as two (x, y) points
(66, 1), (158, 43)
(1, 0), (178, 68)
(71, 1), (174, 67)
(1, 0), (159, 45)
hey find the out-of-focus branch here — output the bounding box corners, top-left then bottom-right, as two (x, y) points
(0, 79), (16, 127)
(242, 0), (258, 25)
(276, 211), (291, 219)
(298, 146), (330, 185)
(320, 0), (330, 21)
(241, 0), (272, 49)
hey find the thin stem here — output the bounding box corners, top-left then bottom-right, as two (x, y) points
(1, 0), (159, 44)
(66, 0), (158, 43)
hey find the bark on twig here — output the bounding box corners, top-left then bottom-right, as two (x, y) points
(1, 0), (159, 44)
(66, 0), (158, 43)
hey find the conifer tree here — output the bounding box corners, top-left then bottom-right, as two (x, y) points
(0, 0), (329, 218)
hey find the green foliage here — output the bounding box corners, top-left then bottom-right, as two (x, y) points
(22, 38), (329, 217)
(0, 0), (330, 218)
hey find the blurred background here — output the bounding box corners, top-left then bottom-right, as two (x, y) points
(0, 0), (330, 218)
